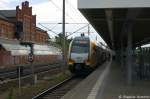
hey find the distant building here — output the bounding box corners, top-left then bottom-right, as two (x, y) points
(0, 1), (48, 44)
(0, 1), (61, 68)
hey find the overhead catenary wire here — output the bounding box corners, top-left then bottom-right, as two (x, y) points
(48, 0), (77, 23)
(66, 0), (84, 22)
(46, 0), (91, 37)
(65, 0), (101, 39)
(70, 0), (89, 23)
(66, 24), (89, 37)
(48, 0), (82, 36)
(38, 23), (59, 36)
(38, 22), (90, 37)
(50, 23), (59, 30)
(40, 0), (98, 40)
(65, 0), (79, 22)
(39, 22), (88, 24)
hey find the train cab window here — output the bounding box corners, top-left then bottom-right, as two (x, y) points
(71, 44), (89, 53)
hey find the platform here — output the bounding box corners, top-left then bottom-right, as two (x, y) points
(61, 60), (150, 99)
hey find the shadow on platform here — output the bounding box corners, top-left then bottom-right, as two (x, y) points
(99, 61), (150, 99)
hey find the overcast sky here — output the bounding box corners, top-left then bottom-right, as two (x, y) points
(0, 0), (106, 44)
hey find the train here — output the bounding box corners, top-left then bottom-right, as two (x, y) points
(67, 36), (110, 74)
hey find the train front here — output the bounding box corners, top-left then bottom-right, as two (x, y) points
(68, 37), (92, 74)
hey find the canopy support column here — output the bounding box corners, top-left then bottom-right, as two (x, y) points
(127, 30), (133, 85)
(121, 40), (124, 69)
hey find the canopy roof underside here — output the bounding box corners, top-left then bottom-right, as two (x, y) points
(78, 0), (150, 50)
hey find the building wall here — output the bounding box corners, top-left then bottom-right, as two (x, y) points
(0, 19), (15, 39)
(0, 1), (60, 68)
(16, 1), (36, 42)
(36, 30), (48, 44)
(0, 46), (12, 67)
(0, 1), (49, 44)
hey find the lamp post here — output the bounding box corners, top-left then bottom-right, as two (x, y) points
(62, 0), (66, 68)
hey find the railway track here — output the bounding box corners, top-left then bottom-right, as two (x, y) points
(32, 76), (83, 99)
(0, 63), (62, 81)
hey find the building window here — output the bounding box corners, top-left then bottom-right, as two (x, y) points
(6, 24), (9, 38)
(1, 28), (4, 34)
(0, 28), (1, 36)
(1, 24), (5, 37)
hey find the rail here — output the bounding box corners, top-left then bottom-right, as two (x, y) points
(0, 63), (62, 81)
(32, 76), (74, 99)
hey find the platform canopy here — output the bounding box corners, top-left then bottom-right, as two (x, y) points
(78, 0), (150, 50)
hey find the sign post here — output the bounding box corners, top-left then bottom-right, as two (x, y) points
(18, 66), (21, 97)
(20, 42), (35, 85)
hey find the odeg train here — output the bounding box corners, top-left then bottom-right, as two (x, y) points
(67, 36), (110, 74)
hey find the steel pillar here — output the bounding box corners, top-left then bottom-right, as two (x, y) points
(139, 47), (143, 79)
(127, 31), (133, 85)
(121, 41), (124, 69)
(149, 48), (150, 79)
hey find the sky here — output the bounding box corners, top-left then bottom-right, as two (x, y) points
(0, 0), (106, 44)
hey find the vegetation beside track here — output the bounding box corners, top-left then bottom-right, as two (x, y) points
(0, 69), (71, 99)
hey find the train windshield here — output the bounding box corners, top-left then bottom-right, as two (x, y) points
(71, 41), (89, 53)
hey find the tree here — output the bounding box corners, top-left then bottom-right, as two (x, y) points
(55, 33), (72, 51)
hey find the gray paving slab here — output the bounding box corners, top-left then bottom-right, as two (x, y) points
(96, 61), (150, 99)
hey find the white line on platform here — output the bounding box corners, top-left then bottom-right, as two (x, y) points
(86, 62), (110, 99)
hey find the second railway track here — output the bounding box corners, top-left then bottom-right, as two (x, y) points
(32, 76), (84, 99)
(0, 63), (62, 81)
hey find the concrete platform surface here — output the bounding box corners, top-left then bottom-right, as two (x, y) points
(61, 61), (111, 99)
(61, 60), (150, 99)
(99, 61), (150, 99)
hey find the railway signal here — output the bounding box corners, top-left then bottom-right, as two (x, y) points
(20, 42), (36, 85)
(28, 53), (34, 62)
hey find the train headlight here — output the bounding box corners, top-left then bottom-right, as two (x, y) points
(85, 59), (91, 65)
(68, 59), (74, 65)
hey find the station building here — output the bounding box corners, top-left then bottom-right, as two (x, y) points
(0, 1), (61, 68)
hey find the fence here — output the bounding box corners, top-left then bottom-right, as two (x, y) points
(133, 47), (150, 80)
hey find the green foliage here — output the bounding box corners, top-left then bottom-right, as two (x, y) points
(55, 33), (72, 50)
(6, 88), (13, 99)
(4, 72), (69, 99)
